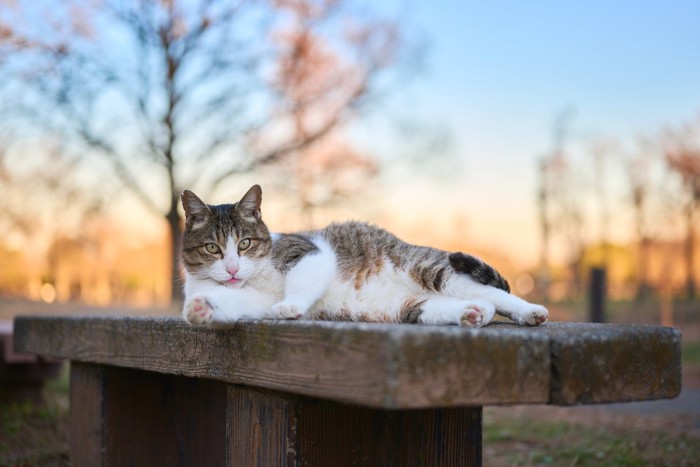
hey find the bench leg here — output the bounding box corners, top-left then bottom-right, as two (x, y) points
(227, 385), (483, 466)
(70, 362), (227, 467)
(69, 364), (482, 466)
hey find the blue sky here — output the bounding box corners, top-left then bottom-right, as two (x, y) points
(6, 1), (699, 270)
(414, 1), (700, 131)
(353, 0), (700, 266)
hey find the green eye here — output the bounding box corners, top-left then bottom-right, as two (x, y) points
(238, 238), (251, 251)
(205, 243), (220, 254)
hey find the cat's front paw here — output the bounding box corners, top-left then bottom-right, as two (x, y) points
(459, 300), (495, 328)
(184, 296), (214, 326)
(271, 302), (304, 320)
(517, 305), (548, 326)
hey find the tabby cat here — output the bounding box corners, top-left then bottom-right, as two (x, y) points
(181, 185), (548, 328)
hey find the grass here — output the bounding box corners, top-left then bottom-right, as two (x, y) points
(0, 399), (70, 466)
(484, 411), (700, 466)
(683, 340), (700, 365)
(0, 364), (70, 467)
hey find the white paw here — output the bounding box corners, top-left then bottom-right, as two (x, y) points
(184, 295), (214, 326)
(517, 305), (549, 326)
(459, 300), (495, 328)
(271, 302), (303, 320)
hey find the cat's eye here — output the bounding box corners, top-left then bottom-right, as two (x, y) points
(205, 243), (220, 254)
(238, 238), (252, 251)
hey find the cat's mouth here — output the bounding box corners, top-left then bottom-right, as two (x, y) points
(222, 277), (242, 286)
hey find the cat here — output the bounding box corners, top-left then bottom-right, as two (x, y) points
(180, 185), (548, 328)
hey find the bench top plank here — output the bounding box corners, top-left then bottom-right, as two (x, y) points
(13, 316), (680, 408)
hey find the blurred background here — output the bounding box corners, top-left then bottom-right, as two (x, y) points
(1, 1), (700, 464)
(1, 0), (699, 320)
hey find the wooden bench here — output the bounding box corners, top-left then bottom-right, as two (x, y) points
(0, 320), (63, 403)
(13, 316), (681, 466)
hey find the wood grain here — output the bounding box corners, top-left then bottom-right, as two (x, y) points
(70, 362), (227, 467)
(542, 322), (683, 404)
(103, 367), (226, 467)
(14, 316), (682, 407)
(227, 385), (482, 466)
(294, 400), (481, 466)
(70, 363), (104, 466)
(227, 385), (298, 466)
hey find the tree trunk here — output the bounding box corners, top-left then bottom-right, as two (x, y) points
(166, 197), (184, 305)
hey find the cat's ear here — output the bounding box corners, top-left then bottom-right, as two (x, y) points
(181, 190), (211, 221)
(237, 184), (262, 221)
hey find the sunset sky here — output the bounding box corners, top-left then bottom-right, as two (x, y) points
(347, 0), (700, 267)
(4, 0), (700, 275)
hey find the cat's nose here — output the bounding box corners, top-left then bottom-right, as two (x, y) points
(226, 266), (239, 276)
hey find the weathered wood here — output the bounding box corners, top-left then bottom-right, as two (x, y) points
(542, 322), (682, 404)
(70, 362), (227, 467)
(69, 368), (482, 467)
(227, 386), (298, 465)
(227, 385), (482, 466)
(293, 400), (481, 466)
(13, 316), (682, 407)
(13, 316), (550, 407)
(13, 315), (683, 467)
(70, 363), (104, 466)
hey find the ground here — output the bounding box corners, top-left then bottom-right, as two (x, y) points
(482, 300), (700, 466)
(0, 371), (70, 466)
(1, 298), (699, 466)
(484, 397), (700, 466)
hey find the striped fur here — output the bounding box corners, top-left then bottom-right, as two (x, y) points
(448, 252), (510, 292)
(181, 185), (548, 328)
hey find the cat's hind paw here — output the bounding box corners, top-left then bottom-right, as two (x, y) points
(184, 296), (214, 326)
(271, 302), (303, 320)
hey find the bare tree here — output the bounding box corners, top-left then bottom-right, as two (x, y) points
(279, 137), (378, 227)
(0, 138), (107, 301)
(537, 108), (576, 299)
(625, 140), (656, 299)
(1, 0), (405, 302)
(1, 1), (71, 53)
(665, 115), (700, 299)
(266, 0), (391, 225)
(0, 141), (104, 242)
(588, 138), (618, 267)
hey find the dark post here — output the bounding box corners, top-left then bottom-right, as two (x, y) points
(589, 267), (606, 323)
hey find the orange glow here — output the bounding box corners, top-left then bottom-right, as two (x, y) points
(0, 186), (698, 306)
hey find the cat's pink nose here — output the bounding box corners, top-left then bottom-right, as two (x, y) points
(226, 266), (239, 276)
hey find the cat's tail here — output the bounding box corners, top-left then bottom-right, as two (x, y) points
(448, 252), (510, 292)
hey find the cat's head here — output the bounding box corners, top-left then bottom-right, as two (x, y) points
(181, 185), (272, 286)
